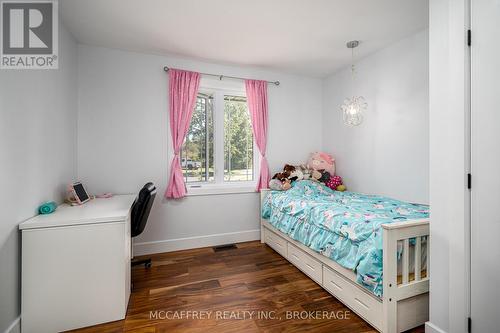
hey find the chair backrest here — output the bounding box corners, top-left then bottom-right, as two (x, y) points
(131, 182), (156, 238)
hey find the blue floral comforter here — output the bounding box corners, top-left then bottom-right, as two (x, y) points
(261, 180), (429, 297)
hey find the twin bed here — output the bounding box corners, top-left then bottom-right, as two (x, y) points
(260, 180), (430, 333)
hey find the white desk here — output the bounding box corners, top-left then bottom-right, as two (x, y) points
(19, 195), (136, 333)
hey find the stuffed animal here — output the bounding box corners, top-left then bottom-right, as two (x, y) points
(336, 184), (347, 192)
(282, 179), (292, 190)
(270, 169), (294, 191)
(325, 175), (346, 191)
(271, 164), (302, 184)
(269, 176), (292, 191)
(290, 168), (304, 181)
(283, 164), (295, 174)
(307, 152), (335, 175)
(269, 178), (285, 191)
(319, 171), (331, 183)
(298, 164), (311, 180)
(310, 169), (330, 184)
(311, 169), (322, 181)
(283, 164), (296, 180)
(272, 172), (288, 181)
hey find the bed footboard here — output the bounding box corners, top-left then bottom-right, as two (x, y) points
(382, 219), (430, 333)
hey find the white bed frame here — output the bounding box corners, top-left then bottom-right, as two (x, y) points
(260, 189), (429, 333)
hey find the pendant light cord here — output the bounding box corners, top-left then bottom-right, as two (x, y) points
(351, 46), (355, 97)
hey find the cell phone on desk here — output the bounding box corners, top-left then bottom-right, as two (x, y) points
(71, 182), (91, 204)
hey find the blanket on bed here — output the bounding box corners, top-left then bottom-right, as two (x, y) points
(261, 180), (429, 296)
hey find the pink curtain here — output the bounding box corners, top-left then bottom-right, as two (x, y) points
(245, 80), (270, 191)
(165, 69), (201, 199)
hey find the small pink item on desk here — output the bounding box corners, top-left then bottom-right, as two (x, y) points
(96, 193), (113, 198)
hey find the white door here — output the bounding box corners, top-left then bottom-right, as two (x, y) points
(471, 0), (500, 332)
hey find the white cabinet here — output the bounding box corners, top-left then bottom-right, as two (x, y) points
(19, 195), (135, 333)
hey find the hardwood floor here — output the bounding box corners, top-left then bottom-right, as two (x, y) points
(68, 241), (425, 333)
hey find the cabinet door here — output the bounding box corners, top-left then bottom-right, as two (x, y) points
(22, 222), (127, 333)
(471, 0), (500, 331)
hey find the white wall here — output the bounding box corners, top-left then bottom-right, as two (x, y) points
(77, 45), (323, 254)
(427, 0), (469, 332)
(322, 30), (429, 204)
(0, 25), (78, 332)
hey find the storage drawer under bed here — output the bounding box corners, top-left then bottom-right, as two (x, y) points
(264, 227), (288, 258)
(263, 226), (323, 285)
(323, 265), (383, 331)
(287, 242), (323, 284)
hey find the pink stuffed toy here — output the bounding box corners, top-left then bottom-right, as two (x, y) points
(326, 175), (343, 190)
(307, 152), (335, 175)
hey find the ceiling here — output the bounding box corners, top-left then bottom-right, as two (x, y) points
(60, 0), (428, 78)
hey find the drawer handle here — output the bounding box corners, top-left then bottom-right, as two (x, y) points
(292, 253), (300, 260)
(329, 280), (342, 291)
(354, 297), (369, 310)
(306, 263), (315, 271)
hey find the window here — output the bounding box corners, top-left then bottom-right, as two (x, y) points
(177, 83), (258, 195)
(224, 95), (254, 182)
(180, 93), (214, 183)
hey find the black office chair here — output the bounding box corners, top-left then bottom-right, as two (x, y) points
(131, 182), (156, 268)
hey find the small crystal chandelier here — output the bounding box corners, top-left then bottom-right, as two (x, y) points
(340, 40), (367, 126)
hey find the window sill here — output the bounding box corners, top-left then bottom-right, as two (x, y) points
(185, 184), (258, 196)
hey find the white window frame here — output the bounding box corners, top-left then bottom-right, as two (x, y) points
(168, 78), (260, 196)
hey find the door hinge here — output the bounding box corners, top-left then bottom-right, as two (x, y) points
(467, 29), (472, 46)
(467, 173), (472, 189)
(468, 317), (471, 332)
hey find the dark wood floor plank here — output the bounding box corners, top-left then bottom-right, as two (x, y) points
(68, 241), (424, 333)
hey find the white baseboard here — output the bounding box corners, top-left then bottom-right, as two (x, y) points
(425, 321), (447, 333)
(3, 316), (20, 333)
(133, 229), (261, 255)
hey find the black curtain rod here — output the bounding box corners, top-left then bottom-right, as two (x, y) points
(163, 66), (280, 86)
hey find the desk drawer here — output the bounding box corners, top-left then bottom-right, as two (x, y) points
(287, 243), (322, 284)
(323, 266), (382, 330)
(264, 228), (288, 258)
